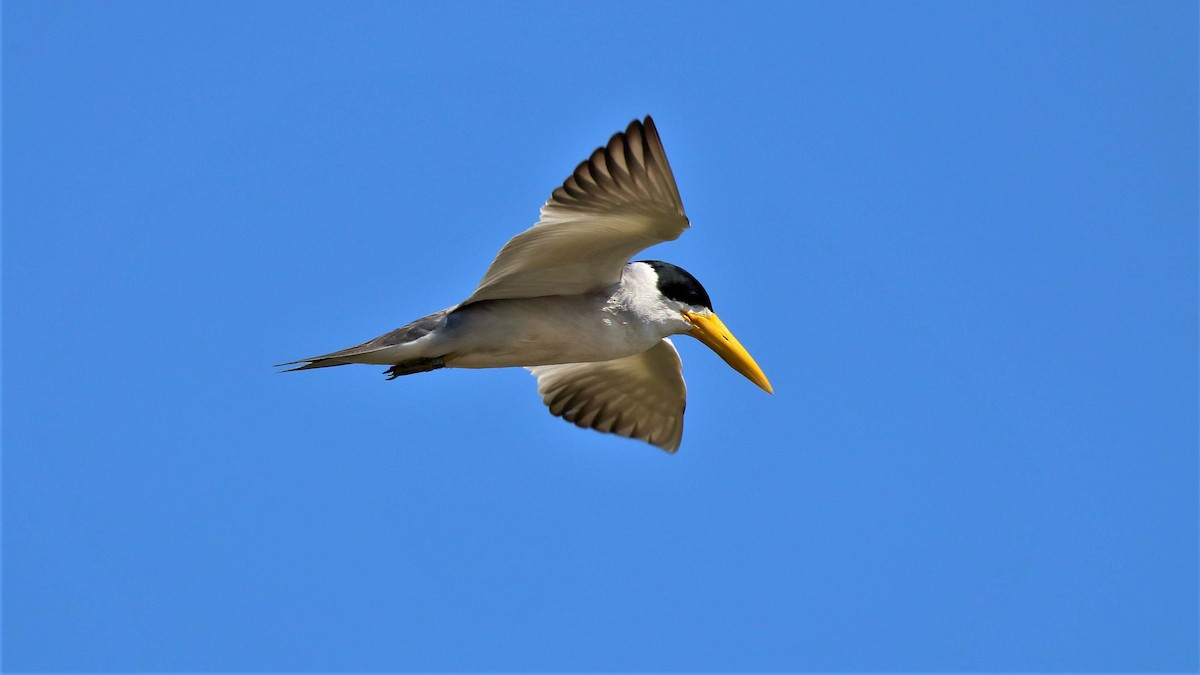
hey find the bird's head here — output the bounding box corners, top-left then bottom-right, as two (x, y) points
(639, 260), (773, 394)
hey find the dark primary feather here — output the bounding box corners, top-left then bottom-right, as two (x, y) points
(545, 117), (687, 220)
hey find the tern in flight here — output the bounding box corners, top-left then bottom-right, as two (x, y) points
(281, 116), (772, 452)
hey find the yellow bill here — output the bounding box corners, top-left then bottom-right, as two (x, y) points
(683, 311), (773, 394)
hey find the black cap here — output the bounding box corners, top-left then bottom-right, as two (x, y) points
(638, 260), (713, 310)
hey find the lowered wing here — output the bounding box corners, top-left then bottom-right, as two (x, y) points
(527, 338), (686, 452)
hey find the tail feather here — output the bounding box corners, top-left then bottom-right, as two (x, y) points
(274, 344), (394, 371)
(274, 358), (354, 373)
(277, 307), (454, 375)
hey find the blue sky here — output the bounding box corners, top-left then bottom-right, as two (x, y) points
(4, 1), (1196, 671)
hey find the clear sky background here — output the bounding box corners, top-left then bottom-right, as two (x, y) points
(4, 2), (1197, 672)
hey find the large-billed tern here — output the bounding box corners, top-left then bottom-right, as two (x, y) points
(281, 116), (772, 452)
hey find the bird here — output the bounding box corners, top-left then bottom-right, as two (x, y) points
(280, 116), (772, 452)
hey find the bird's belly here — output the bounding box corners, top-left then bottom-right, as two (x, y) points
(441, 296), (660, 368)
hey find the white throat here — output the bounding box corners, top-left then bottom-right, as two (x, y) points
(610, 262), (695, 337)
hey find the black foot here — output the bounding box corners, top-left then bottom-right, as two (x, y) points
(384, 357), (445, 380)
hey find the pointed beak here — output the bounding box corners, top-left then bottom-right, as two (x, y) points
(683, 311), (773, 394)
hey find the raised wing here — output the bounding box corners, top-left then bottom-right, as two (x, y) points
(464, 116), (689, 305)
(527, 339), (686, 453)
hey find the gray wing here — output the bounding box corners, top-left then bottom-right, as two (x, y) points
(464, 116), (689, 305)
(527, 338), (686, 453)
